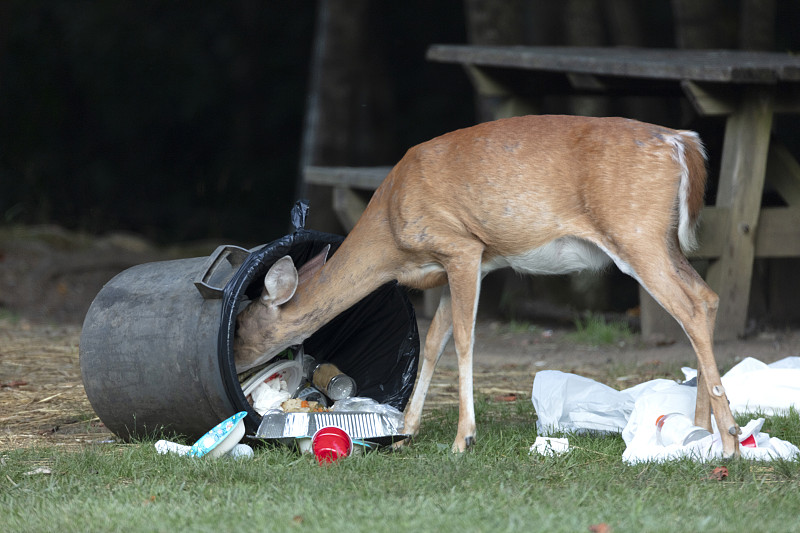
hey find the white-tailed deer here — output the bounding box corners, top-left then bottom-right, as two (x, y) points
(234, 115), (741, 457)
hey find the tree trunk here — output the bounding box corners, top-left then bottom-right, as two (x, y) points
(605, 0), (644, 46)
(671, 0), (737, 49)
(463, 0), (526, 122)
(299, 0), (395, 233)
(464, 0), (525, 45)
(564, 0), (609, 117)
(739, 0), (776, 51)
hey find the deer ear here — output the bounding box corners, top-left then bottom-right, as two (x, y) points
(262, 255), (298, 306)
(297, 244), (330, 285)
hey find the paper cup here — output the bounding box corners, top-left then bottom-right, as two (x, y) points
(312, 426), (352, 464)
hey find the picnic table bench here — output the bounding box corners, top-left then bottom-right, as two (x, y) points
(304, 46), (800, 340)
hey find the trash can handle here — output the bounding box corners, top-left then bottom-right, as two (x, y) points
(193, 245), (250, 299)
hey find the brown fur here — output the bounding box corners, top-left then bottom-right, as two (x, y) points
(235, 115), (740, 457)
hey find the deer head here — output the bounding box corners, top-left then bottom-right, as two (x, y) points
(233, 245), (330, 372)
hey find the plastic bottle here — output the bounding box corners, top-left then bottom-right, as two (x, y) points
(655, 413), (712, 446)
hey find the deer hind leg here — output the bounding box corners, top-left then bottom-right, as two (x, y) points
(617, 244), (740, 458)
(695, 367), (711, 432)
(401, 287), (453, 441)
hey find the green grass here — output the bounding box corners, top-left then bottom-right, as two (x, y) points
(569, 312), (634, 347)
(2, 400), (799, 533)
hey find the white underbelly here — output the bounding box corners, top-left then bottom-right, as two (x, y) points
(483, 237), (612, 276)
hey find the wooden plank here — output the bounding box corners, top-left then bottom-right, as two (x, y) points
(304, 166), (391, 190)
(691, 207), (728, 258)
(566, 72), (607, 91)
(693, 207), (800, 259)
(465, 65), (511, 97)
(705, 88), (775, 340)
(639, 285), (690, 344)
(754, 207), (800, 257)
(427, 45), (800, 83)
(766, 143), (800, 206)
(682, 81), (800, 116)
(465, 66), (540, 120)
(331, 187), (368, 232)
(681, 80), (736, 116)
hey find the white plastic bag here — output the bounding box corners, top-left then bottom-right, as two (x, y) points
(332, 396), (405, 433)
(532, 370), (635, 435)
(530, 358), (800, 463)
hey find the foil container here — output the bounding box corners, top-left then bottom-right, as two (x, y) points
(253, 411), (410, 445)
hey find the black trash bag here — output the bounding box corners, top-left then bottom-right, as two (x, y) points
(218, 221), (419, 434)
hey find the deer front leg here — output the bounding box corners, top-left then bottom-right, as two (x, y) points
(443, 253), (483, 453)
(401, 288), (453, 443)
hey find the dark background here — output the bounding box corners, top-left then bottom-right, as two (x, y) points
(2, 0), (799, 326)
(0, 1), (473, 244)
(4, 1), (797, 245)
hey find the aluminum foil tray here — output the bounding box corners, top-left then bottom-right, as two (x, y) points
(253, 411), (410, 444)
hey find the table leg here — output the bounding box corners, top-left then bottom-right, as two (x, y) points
(464, 65), (538, 121)
(705, 87), (774, 340)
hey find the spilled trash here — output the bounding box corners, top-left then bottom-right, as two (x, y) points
(81, 204), (419, 465)
(156, 346), (409, 464)
(529, 436), (570, 457)
(531, 356), (800, 463)
(243, 347), (409, 461)
(156, 412), (251, 459)
(311, 426), (352, 464)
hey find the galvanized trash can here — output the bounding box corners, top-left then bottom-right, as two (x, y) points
(80, 224), (420, 441)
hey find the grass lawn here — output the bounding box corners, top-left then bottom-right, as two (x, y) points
(2, 399), (799, 533)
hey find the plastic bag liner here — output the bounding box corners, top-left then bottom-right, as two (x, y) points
(219, 228), (420, 436)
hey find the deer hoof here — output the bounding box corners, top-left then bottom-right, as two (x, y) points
(722, 447), (741, 461)
(451, 436), (475, 453)
(392, 436), (412, 450)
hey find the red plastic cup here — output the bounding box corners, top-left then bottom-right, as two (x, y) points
(312, 426), (352, 465)
(741, 434), (758, 448)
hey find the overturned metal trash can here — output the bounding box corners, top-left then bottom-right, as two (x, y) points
(79, 227), (419, 441)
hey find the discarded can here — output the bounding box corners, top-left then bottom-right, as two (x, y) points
(655, 413), (712, 446)
(312, 363), (357, 401)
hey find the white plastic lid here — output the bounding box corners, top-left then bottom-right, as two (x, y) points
(241, 358), (304, 398)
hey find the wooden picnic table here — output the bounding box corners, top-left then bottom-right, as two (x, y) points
(305, 46), (800, 340)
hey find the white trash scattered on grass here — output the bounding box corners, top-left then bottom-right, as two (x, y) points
(529, 436), (570, 456)
(531, 356), (800, 463)
(154, 411), (251, 460)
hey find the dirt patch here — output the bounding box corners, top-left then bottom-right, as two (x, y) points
(0, 318), (105, 450)
(3, 313), (799, 451)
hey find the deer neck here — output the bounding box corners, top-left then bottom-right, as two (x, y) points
(283, 222), (399, 341)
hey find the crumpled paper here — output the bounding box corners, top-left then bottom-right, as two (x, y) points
(531, 356), (800, 463)
(529, 436), (570, 456)
(251, 377), (291, 415)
